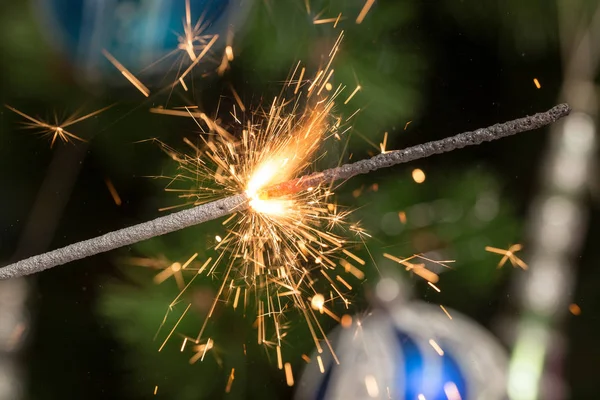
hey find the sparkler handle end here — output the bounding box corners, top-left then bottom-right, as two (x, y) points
(0, 194), (248, 280)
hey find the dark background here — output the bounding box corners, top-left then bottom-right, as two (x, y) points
(1, 0), (598, 399)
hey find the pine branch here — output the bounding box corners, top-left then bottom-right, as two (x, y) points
(0, 104), (570, 280)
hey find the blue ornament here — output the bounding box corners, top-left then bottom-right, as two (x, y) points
(295, 302), (508, 400)
(34, 0), (253, 83)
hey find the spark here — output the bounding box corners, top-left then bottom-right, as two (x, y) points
(5, 104), (111, 148)
(159, 303), (191, 352)
(485, 244), (528, 270)
(149, 106), (207, 119)
(102, 49), (150, 97)
(313, 17), (337, 25)
(189, 339), (214, 364)
(428, 281), (441, 292)
(365, 375), (379, 398)
(284, 363), (294, 386)
(440, 305), (453, 320)
(179, 77), (189, 91)
(136, 253), (198, 288)
(428, 338), (444, 356)
(412, 168), (426, 183)
(344, 85), (361, 104)
(153, 262), (182, 285)
(336, 275), (352, 290)
(311, 294), (325, 312)
(226, 46), (234, 61)
(334, 13), (342, 28)
(343, 249), (365, 265)
(345, 108), (362, 122)
(379, 132), (388, 153)
(225, 368), (235, 393)
(154, 386), (158, 395)
(277, 346), (283, 369)
(147, 0), (221, 83)
(398, 211), (407, 224)
(317, 355), (325, 373)
(404, 121), (412, 130)
(294, 67), (306, 95)
(383, 253), (440, 283)
(444, 382), (463, 400)
(301, 354), (311, 363)
(178, 34), (219, 83)
(356, 0), (376, 24)
(341, 314), (353, 328)
(569, 303), (581, 315)
(233, 286), (241, 309)
(534, 78), (541, 89)
(340, 258), (365, 280)
(314, 14), (345, 25)
(229, 84), (246, 112)
(104, 178), (122, 206)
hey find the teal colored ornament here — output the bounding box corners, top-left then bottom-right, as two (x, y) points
(34, 0), (253, 85)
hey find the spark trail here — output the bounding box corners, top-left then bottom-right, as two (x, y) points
(0, 103), (570, 280)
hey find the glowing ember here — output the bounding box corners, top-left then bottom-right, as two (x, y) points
(365, 375), (379, 398)
(485, 244), (528, 270)
(311, 294), (326, 311)
(428, 338), (445, 356)
(412, 168), (426, 183)
(440, 305), (453, 320)
(569, 303), (581, 315)
(104, 178), (122, 206)
(102, 49), (150, 97)
(356, 0), (376, 24)
(341, 314), (353, 328)
(284, 363), (294, 386)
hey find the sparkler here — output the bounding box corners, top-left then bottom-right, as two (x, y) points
(0, 103), (570, 281)
(1, 30), (571, 385)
